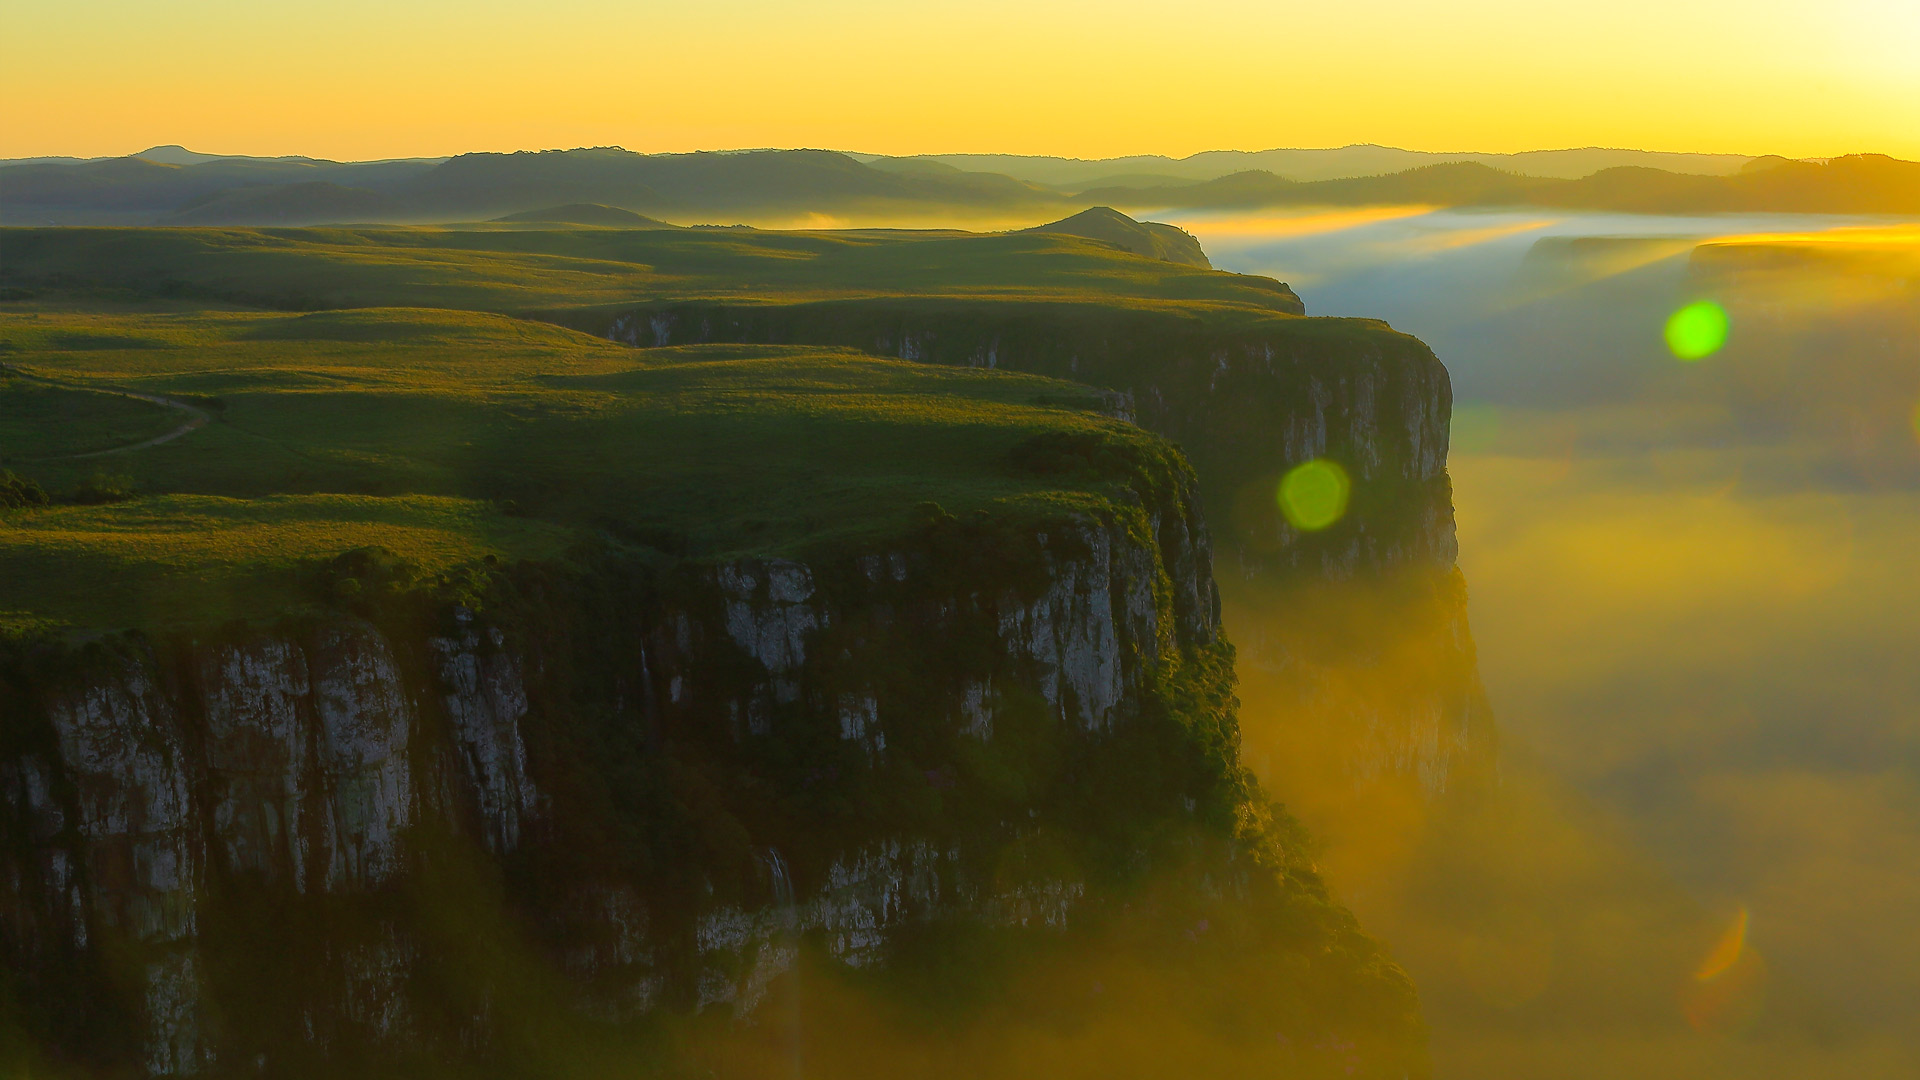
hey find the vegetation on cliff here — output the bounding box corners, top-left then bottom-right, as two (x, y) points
(0, 307), (1183, 634)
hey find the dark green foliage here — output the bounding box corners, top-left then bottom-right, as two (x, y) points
(0, 469), (48, 509)
(311, 546), (420, 610)
(68, 470), (133, 504)
(1006, 430), (1151, 484)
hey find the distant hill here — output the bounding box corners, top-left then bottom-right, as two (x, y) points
(1540, 154), (1920, 213)
(1027, 206), (1211, 267)
(399, 147), (1054, 219)
(0, 155), (437, 223)
(880, 145), (1759, 186)
(1085, 155), (1920, 215)
(1078, 162), (1553, 209)
(490, 203), (676, 227)
(165, 181), (404, 225)
(0, 147), (1061, 226)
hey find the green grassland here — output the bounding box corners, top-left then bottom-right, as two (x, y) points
(0, 224), (1299, 315)
(0, 220), (1452, 636)
(0, 220), (1347, 637)
(0, 377), (181, 457)
(0, 306), (1179, 633)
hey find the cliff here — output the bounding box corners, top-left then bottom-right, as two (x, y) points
(573, 298), (1451, 579)
(1, 232), (1478, 1074)
(571, 299), (1486, 803)
(0, 306), (1428, 1077)
(1, 477), (1421, 1077)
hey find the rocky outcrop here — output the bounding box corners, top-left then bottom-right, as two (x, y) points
(430, 618), (538, 854)
(43, 655), (208, 1075)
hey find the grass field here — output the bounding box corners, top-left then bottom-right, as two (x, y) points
(0, 217), (1321, 636)
(0, 306), (1175, 633)
(0, 225), (1301, 315)
(0, 377), (181, 457)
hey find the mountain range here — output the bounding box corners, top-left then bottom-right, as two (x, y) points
(4, 144), (1917, 227)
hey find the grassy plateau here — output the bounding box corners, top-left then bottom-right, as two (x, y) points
(0, 303), (1165, 633)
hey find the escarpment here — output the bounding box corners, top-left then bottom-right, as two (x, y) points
(3, 229), (1474, 1077)
(579, 299), (1455, 579)
(0, 470), (1424, 1076)
(573, 299), (1488, 799)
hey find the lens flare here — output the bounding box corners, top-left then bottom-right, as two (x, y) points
(1694, 905), (1748, 982)
(1684, 905), (1766, 1033)
(1665, 300), (1730, 361)
(1278, 459), (1351, 531)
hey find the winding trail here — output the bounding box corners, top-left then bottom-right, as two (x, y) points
(6, 372), (211, 460)
(63, 388), (210, 459)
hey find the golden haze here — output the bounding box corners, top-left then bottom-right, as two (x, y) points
(3, 0), (1918, 159)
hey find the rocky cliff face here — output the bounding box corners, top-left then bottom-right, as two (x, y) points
(582, 299), (1456, 579)
(577, 299), (1484, 798)
(2, 484), (1416, 1077)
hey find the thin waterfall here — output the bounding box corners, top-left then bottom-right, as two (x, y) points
(763, 847), (803, 1078)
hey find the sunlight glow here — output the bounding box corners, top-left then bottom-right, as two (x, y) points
(5, 1), (1920, 159)
(1143, 207), (1436, 241)
(1383, 218), (1562, 257)
(1695, 905), (1749, 982)
(1705, 224), (1920, 249)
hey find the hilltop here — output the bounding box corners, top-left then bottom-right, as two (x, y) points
(489, 203), (675, 227)
(1027, 206), (1211, 268)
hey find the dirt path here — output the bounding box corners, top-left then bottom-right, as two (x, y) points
(64, 388), (210, 459)
(7, 372), (212, 460)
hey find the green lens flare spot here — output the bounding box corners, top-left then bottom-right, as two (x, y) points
(1278, 458), (1351, 532)
(1666, 300), (1730, 361)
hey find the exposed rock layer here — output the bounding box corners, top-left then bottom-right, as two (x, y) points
(0, 484), (1422, 1076)
(578, 299), (1484, 797)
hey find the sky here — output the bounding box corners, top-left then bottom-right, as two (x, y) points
(4, 0), (1919, 162)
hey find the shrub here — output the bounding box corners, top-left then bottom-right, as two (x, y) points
(70, 471), (135, 505)
(0, 470), (50, 510)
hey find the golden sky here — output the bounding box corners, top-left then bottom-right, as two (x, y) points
(5, 0), (1917, 161)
